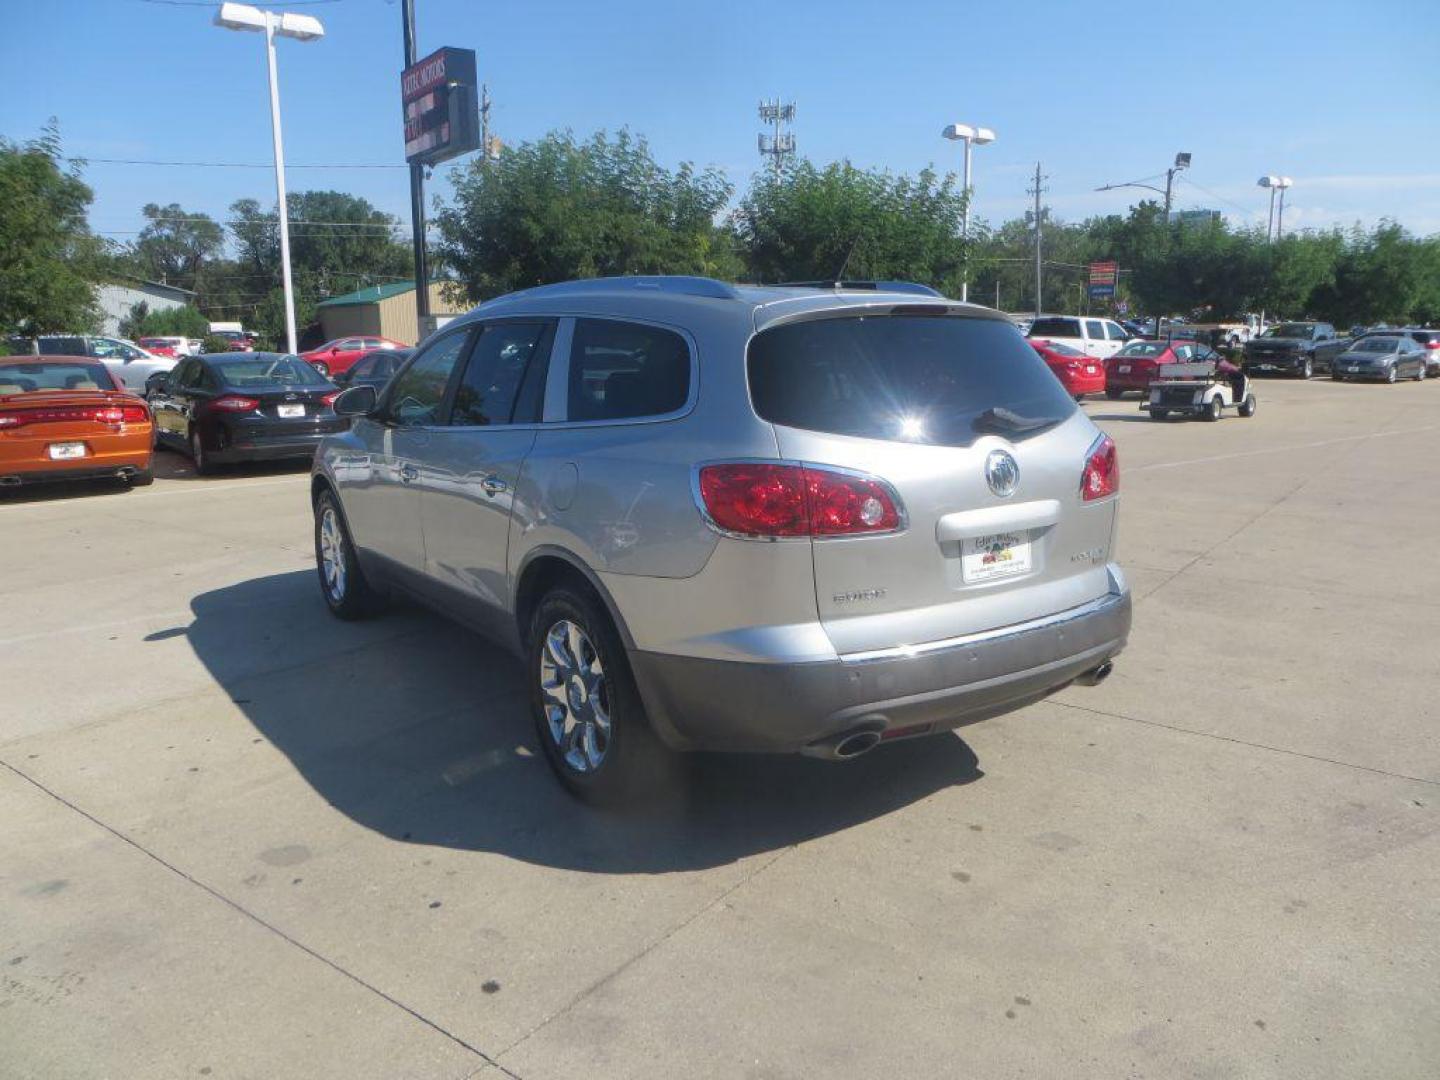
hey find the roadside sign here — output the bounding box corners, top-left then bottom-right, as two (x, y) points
(1088, 260), (1118, 301)
(401, 47), (479, 166)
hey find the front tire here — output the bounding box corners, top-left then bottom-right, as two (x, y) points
(1414, 363), (1426, 382)
(1238, 394), (1257, 418)
(529, 586), (669, 804)
(1204, 396), (1223, 422)
(1300, 357), (1314, 379)
(314, 490), (378, 619)
(1149, 409), (1169, 421)
(1386, 366), (1397, 384)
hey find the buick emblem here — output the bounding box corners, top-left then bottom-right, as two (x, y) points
(985, 449), (1019, 498)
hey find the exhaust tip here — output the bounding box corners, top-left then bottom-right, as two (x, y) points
(1076, 660), (1114, 687)
(834, 731), (882, 759)
(0, 476), (20, 487)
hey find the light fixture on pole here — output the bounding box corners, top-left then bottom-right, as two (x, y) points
(1257, 176), (1281, 242)
(1097, 151), (1191, 223)
(214, 2), (325, 355)
(941, 123), (996, 304)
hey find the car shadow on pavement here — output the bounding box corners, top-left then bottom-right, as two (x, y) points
(180, 571), (984, 874)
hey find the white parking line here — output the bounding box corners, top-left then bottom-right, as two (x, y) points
(1133, 423), (1439, 472)
(0, 475), (308, 512)
(0, 609), (194, 648)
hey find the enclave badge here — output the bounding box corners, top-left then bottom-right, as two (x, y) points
(985, 449), (1019, 498)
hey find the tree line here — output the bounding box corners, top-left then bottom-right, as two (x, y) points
(4, 126), (1437, 350)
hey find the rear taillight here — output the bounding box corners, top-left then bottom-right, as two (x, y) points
(321, 390), (341, 406)
(1081, 434), (1118, 501)
(0, 403), (149, 429)
(697, 462), (903, 539)
(209, 395), (260, 412)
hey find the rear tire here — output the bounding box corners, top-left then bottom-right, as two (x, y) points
(1414, 364), (1426, 382)
(311, 361), (329, 378)
(1150, 409), (1169, 421)
(529, 585), (671, 805)
(189, 428), (214, 476)
(314, 489), (379, 620)
(1238, 394), (1257, 418)
(1300, 357), (1314, 379)
(1386, 366), (1397, 384)
(129, 468), (155, 487)
(1105, 387), (1123, 400)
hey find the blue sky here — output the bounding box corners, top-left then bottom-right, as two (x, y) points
(3, 0), (1439, 247)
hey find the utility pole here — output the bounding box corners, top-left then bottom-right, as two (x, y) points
(1028, 162), (1047, 318)
(401, 0), (429, 331)
(757, 99), (796, 175)
(479, 82), (494, 163)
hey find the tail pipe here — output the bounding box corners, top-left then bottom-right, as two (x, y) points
(802, 723), (884, 761)
(1075, 660), (1114, 687)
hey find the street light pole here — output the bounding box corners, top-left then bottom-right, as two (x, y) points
(941, 123), (996, 304)
(214, 3), (324, 355)
(1097, 152), (1191, 224)
(263, 16), (298, 355)
(1275, 177), (1293, 239)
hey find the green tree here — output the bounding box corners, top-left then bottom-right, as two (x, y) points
(436, 130), (740, 300)
(734, 160), (967, 290)
(119, 301), (211, 340)
(131, 203), (224, 292)
(0, 125), (107, 339)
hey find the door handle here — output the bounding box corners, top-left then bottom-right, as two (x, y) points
(480, 474), (508, 496)
(399, 464), (419, 483)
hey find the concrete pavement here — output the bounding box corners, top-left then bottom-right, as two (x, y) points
(2, 376), (1437, 1079)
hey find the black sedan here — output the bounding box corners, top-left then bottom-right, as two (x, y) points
(150, 353), (348, 473)
(332, 348), (411, 394)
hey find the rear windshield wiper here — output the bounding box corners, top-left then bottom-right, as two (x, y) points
(972, 406), (1060, 436)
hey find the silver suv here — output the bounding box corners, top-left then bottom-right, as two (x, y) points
(312, 277), (1131, 801)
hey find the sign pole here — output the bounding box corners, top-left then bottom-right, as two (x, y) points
(402, 0), (430, 332)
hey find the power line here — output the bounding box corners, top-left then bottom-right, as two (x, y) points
(66, 156), (406, 170)
(136, 0), (342, 6)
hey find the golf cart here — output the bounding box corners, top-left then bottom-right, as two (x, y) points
(1143, 361), (1257, 421)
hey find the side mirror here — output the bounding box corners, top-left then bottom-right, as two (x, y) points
(333, 384), (377, 417)
(330, 345), (342, 353)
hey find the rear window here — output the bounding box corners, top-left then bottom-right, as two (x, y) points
(1117, 341), (1166, 357)
(0, 362), (116, 393)
(210, 355), (329, 387)
(1354, 337), (1401, 353)
(1028, 317), (1082, 338)
(748, 315), (1075, 447)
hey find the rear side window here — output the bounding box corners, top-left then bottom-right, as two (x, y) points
(748, 315), (1075, 447)
(567, 318), (690, 422)
(1028, 317), (1081, 338)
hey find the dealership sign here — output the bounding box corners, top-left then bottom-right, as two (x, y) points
(1088, 260), (1118, 301)
(401, 47), (479, 166)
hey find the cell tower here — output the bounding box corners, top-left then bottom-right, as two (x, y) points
(757, 99), (796, 173)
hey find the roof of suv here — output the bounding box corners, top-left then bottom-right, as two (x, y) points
(467, 276), (1001, 333)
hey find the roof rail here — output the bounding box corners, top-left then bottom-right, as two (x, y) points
(503, 275), (740, 302)
(775, 280), (945, 298)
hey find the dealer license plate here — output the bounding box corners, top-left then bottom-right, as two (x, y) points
(961, 532), (1034, 584)
(47, 442), (87, 460)
(277, 403), (305, 418)
(1118, 365), (1131, 373)
(1085, 365), (1098, 374)
(1347, 366), (1360, 373)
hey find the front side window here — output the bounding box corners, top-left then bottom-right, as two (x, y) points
(385, 331), (471, 427)
(749, 314), (1074, 447)
(451, 322), (550, 427)
(567, 318), (690, 422)
(1105, 322), (1128, 341)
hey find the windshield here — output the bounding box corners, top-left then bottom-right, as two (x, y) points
(1352, 337), (1401, 353)
(1264, 323), (1315, 338)
(748, 314), (1075, 447)
(0, 362), (117, 393)
(210, 355), (330, 387)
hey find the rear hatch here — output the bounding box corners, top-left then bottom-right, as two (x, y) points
(748, 309), (1118, 656)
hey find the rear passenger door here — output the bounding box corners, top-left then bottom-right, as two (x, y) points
(413, 319), (555, 627)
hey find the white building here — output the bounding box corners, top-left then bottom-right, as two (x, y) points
(95, 279), (196, 336)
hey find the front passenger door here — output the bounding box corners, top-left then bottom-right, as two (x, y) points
(341, 328), (475, 579)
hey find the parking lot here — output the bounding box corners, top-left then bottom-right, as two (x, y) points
(3, 375), (1437, 1079)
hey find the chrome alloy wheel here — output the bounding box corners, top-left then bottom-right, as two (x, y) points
(539, 619), (610, 773)
(318, 506), (347, 603)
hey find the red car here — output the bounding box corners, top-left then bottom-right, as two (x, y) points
(1029, 339), (1104, 400)
(298, 336), (407, 378)
(137, 337), (180, 358)
(1105, 339), (1222, 398)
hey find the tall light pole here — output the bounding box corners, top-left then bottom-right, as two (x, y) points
(1275, 176), (1293, 239)
(1257, 176), (1280, 242)
(1097, 152), (1192, 223)
(941, 123), (996, 304)
(214, 2), (324, 355)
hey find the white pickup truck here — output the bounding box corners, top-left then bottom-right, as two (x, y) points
(1025, 315), (1133, 360)
(1186, 315), (1263, 347)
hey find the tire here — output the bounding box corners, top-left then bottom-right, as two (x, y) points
(128, 468), (155, 487)
(1204, 396), (1222, 422)
(1386, 366), (1397, 384)
(1414, 364), (1426, 382)
(189, 427), (214, 475)
(529, 585), (670, 804)
(1300, 357), (1313, 379)
(1105, 387), (1124, 401)
(311, 361), (329, 378)
(1149, 409), (1169, 421)
(1238, 394), (1257, 418)
(314, 489), (379, 620)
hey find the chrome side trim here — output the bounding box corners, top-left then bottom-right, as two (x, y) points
(839, 586), (1128, 665)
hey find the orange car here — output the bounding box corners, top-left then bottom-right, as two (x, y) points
(0, 356), (154, 488)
